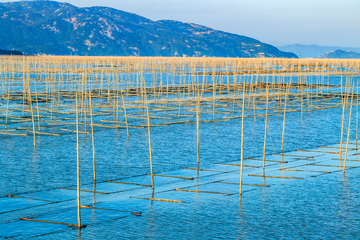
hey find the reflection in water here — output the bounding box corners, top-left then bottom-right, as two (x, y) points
(30, 150), (39, 177)
(237, 197), (246, 238)
(144, 188), (156, 237)
(151, 188), (155, 203)
(195, 168), (200, 199)
(77, 227), (81, 238)
(92, 182), (96, 210)
(341, 173), (350, 198)
(260, 176), (269, 213)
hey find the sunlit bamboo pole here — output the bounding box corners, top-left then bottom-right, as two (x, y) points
(26, 74), (36, 150)
(89, 90), (96, 183)
(281, 77), (292, 155)
(75, 92), (81, 228)
(356, 80), (359, 146)
(343, 83), (354, 173)
(196, 90), (200, 166)
(340, 74), (346, 162)
(145, 87), (154, 189)
(121, 92), (129, 138)
(239, 80), (246, 196)
(262, 85), (269, 176)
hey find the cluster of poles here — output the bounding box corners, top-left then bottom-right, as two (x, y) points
(0, 56), (359, 230)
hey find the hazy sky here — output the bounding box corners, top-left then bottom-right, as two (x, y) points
(1, 0), (359, 47)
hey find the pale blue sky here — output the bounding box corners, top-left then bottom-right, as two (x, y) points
(1, 0), (359, 47)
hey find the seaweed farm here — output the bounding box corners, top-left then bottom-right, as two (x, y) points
(1, 56), (360, 239)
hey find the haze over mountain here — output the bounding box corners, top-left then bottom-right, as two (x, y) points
(277, 44), (360, 58)
(318, 50), (360, 59)
(0, 0), (297, 58)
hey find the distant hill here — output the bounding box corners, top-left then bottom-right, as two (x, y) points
(277, 44), (360, 58)
(0, 1), (297, 58)
(0, 49), (24, 55)
(318, 50), (360, 59)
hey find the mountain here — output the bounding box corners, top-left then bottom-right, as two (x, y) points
(318, 50), (360, 59)
(0, 1), (297, 58)
(0, 49), (24, 55)
(277, 44), (360, 58)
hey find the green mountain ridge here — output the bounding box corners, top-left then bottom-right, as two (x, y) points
(0, 0), (297, 58)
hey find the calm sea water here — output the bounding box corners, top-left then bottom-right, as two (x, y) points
(0, 73), (359, 239)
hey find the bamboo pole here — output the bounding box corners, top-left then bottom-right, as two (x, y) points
(75, 92), (81, 228)
(356, 80), (359, 146)
(89, 90), (96, 183)
(340, 74), (346, 162)
(121, 91), (129, 138)
(27, 76), (36, 150)
(262, 85), (269, 176)
(5, 73), (11, 130)
(284, 71), (293, 152)
(239, 80), (246, 196)
(343, 83), (355, 173)
(340, 75), (347, 162)
(281, 83), (288, 154)
(146, 98), (154, 189)
(196, 90), (200, 166)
